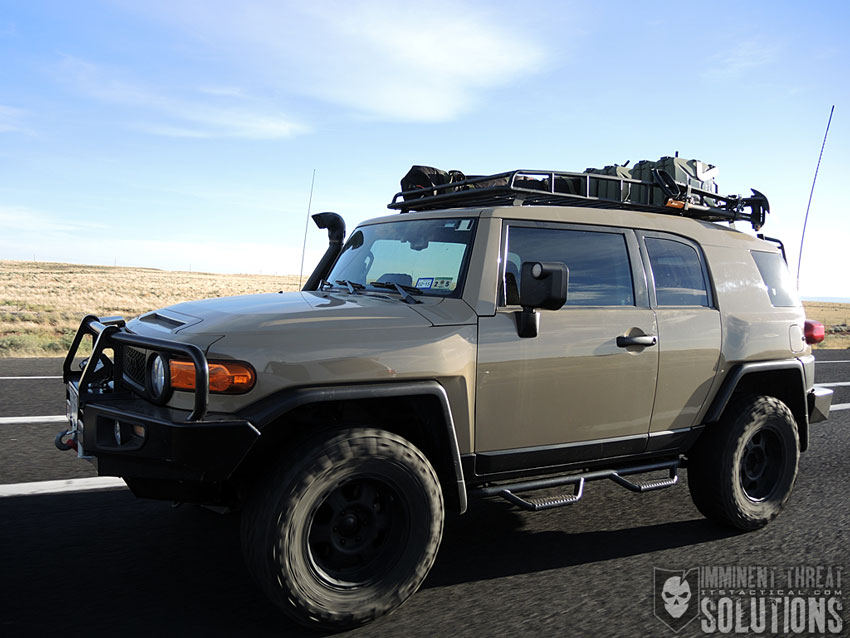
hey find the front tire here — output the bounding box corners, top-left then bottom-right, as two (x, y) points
(688, 395), (799, 531)
(241, 428), (444, 630)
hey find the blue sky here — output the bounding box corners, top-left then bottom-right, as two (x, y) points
(1, 0), (847, 298)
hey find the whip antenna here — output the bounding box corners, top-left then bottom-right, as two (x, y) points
(797, 105), (834, 289)
(298, 169), (317, 288)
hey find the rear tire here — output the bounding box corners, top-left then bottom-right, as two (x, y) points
(688, 395), (799, 531)
(241, 428), (444, 630)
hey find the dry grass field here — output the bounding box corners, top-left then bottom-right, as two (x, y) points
(1, 260), (848, 356)
(0, 260), (301, 357)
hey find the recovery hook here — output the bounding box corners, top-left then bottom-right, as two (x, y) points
(54, 429), (78, 452)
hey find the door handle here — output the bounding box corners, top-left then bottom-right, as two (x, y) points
(616, 335), (658, 348)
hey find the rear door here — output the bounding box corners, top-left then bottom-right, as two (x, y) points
(637, 232), (722, 434)
(475, 221), (659, 474)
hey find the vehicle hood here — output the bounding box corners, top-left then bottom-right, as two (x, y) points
(126, 290), (465, 338)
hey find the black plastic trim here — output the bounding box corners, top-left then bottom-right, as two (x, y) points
(646, 426), (704, 453)
(470, 428), (702, 481)
(475, 433), (648, 475)
(239, 380), (468, 513)
(704, 359), (805, 424)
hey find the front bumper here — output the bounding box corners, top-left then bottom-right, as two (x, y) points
(61, 315), (260, 484)
(808, 386), (833, 424)
(68, 383), (260, 482)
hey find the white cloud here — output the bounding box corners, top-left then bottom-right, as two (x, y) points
(0, 205), (107, 233)
(701, 40), (779, 80)
(59, 56), (306, 139)
(0, 105), (28, 133)
(121, 0), (547, 122)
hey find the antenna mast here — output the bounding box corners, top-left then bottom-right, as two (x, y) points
(797, 105), (834, 289)
(298, 169), (317, 289)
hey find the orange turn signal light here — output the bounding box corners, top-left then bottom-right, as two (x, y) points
(170, 360), (256, 394)
(665, 199), (686, 209)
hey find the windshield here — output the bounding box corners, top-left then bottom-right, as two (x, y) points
(327, 217), (477, 298)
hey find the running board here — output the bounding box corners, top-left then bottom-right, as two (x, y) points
(472, 460), (679, 512)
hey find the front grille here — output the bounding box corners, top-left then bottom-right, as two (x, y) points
(124, 347), (147, 387)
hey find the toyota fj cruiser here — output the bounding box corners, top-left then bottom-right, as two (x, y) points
(57, 165), (833, 630)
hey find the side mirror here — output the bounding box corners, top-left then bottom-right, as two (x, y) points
(516, 261), (568, 338)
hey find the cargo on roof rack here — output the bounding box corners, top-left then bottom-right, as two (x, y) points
(388, 168), (769, 230)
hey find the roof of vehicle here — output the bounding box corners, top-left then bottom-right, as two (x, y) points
(359, 204), (774, 251)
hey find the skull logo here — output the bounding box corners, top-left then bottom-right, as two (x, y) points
(661, 576), (691, 618)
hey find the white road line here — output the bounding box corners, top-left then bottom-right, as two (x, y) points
(0, 375), (62, 380)
(832, 403), (850, 412)
(0, 415), (67, 425)
(0, 477), (126, 498)
(816, 360), (850, 364)
(818, 382), (850, 387)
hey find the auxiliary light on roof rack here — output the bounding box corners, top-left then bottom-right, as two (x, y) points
(388, 168), (769, 231)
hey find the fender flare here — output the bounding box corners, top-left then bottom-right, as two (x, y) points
(240, 380), (468, 513)
(703, 359), (809, 451)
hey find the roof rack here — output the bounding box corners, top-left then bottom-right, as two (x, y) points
(388, 169), (769, 230)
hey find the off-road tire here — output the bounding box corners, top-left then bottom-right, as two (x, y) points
(687, 395), (799, 531)
(241, 428), (444, 630)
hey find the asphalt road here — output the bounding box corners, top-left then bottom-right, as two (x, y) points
(0, 355), (847, 637)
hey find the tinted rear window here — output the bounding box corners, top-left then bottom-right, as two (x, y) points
(751, 251), (800, 307)
(645, 237), (709, 307)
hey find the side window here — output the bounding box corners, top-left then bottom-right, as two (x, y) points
(751, 250), (800, 307)
(504, 226), (634, 306)
(645, 237), (709, 307)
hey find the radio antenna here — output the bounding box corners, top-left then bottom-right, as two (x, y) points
(298, 169), (317, 289)
(797, 105), (834, 289)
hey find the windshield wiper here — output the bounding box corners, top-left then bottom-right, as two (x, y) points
(335, 279), (365, 294)
(368, 281), (421, 304)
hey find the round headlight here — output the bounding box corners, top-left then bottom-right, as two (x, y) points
(149, 353), (168, 400)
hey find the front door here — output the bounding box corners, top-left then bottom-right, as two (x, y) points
(475, 222), (659, 474)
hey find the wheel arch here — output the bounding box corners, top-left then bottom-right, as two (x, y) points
(703, 360), (809, 452)
(236, 381), (468, 513)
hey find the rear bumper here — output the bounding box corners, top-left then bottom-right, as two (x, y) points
(808, 386), (833, 424)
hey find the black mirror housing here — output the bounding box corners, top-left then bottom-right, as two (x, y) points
(519, 262), (568, 311)
(515, 262), (568, 338)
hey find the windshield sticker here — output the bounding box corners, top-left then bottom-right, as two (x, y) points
(433, 277), (453, 290)
(415, 277), (434, 289)
(457, 219), (473, 231)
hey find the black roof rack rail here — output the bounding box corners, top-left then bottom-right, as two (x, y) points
(388, 169), (769, 230)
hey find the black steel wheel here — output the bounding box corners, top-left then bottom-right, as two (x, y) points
(688, 395), (799, 530)
(241, 428), (444, 630)
(739, 426), (786, 501)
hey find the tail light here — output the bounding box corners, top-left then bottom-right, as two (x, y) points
(804, 320), (825, 345)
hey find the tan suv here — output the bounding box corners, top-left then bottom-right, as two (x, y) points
(57, 168), (833, 630)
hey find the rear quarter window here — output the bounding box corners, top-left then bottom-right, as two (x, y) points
(645, 237), (709, 307)
(751, 250), (800, 307)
